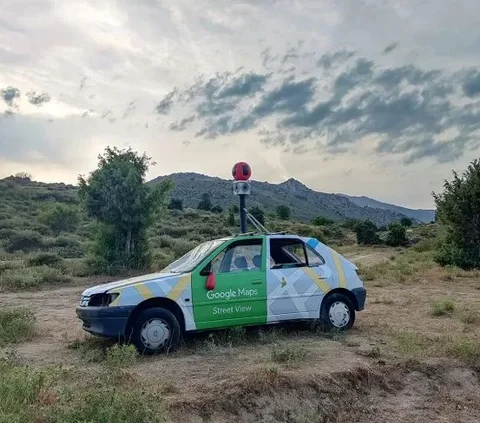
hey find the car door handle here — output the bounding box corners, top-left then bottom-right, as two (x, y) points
(251, 279), (263, 285)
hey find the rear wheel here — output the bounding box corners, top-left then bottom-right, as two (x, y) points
(131, 307), (181, 355)
(319, 293), (355, 332)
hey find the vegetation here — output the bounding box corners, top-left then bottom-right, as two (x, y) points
(168, 197), (183, 210)
(433, 158), (480, 269)
(0, 307), (36, 346)
(354, 220), (380, 245)
(276, 204), (291, 220)
(39, 203), (80, 235)
(78, 147), (173, 272)
(431, 299), (455, 316)
(197, 192), (212, 211)
(249, 205), (265, 225)
(385, 222), (408, 247)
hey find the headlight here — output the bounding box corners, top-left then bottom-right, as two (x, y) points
(80, 296), (90, 307)
(79, 293), (119, 307)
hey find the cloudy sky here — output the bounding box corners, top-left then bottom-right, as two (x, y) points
(1, 0), (479, 209)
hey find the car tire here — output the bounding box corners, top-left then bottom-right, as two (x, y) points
(318, 293), (355, 332)
(131, 307), (181, 355)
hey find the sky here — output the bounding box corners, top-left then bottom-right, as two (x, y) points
(1, 0), (480, 209)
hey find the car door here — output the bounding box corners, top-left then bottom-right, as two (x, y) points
(266, 236), (333, 323)
(191, 237), (268, 330)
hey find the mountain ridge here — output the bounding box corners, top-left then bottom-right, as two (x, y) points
(151, 172), (435, 225)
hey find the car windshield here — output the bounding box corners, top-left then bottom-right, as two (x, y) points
(161, 239), (227, 273)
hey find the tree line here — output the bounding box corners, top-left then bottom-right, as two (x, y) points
(76, 147), (480, 272)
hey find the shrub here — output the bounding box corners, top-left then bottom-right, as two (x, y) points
(0, 307), (36, 346)
(5, 230), (44, 253)
(400, 217), (413, 227)
(211, 205), (223, 213)
(276, 205), (291, 220)
(39, 203), (80, 234)
(385, 222), (408, 247)
(27, 252), (64, 267)
(311, 216), (334, 226)
(168, 197), (183, 210)
(354, 220), (381, 245)
(197, 193), (212, 211)
(431, 300), (455, 316)
(433, 158), (480, 269)
(47, 235), (84, 258)
(249, 205), (265, 225)
(271, 343), (307, 365)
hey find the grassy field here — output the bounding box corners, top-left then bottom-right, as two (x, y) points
(1, 177), (480, 422)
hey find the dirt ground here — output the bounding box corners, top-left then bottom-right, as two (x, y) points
(2, 247), (480, 422)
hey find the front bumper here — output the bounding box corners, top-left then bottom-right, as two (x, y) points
(352, 287), (367, 311)
(75, 305), (134, 339)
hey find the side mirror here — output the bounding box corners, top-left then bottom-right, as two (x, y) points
(205, 272), (216, 290)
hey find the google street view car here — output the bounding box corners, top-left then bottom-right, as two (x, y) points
(76, 232), (367, 354)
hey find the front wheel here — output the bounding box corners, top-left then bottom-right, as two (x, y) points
(131, 307), (181, 355)
(319, 293), (355, 332)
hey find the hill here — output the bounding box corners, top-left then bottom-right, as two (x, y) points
(151, 172), (434, 226)
(339, 194), (435, 223)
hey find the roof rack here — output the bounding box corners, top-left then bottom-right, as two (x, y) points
(231, 209), (289, 237)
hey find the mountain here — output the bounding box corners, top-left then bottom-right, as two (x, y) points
(151, 172), (434, 226)
(338, 194), (435, 224)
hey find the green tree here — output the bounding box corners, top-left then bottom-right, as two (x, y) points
(400, 217), (413, 227)
(78, 147), (172, 272)
(39, 203), (80, 235)
(168, 198), (183, 210)
(197, 193), (212, 211)
(354, 220), (380, 245)
(276, 205), (291, 220)
(385, 222), (408, 246)
(249, 206), (265, 226)
(433, 158), (480, 269)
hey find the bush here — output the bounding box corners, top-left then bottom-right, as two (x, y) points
(0, 266), (70, 291)
(433, 158), (480, 269)
(46, 235), (84, 258)
(168, 197), (183, 210)
(39, 203), (80, 234)
(385, 222), (408, 247)
(431, 300), (455, 316)
(5, 230), (44, 253)
(197, 193), (212, 211)
(400, 217), (413, 227)
(311, 216), (334, 226)
(354, 220), (381, 245)
(249, 206), (265, 225)
(27, 252), (64, 267)
(211, 205), (223, 213)
(0, 307), (36, 346)
(276, 205), (291, 220)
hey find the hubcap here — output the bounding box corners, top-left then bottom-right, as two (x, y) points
(329, 301), (350, 328)
(140, 319), (171, 349)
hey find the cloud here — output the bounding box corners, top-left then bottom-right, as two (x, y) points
(316, 49), (355, 70)
(461, 69), (480, 97)
(26, 91), (51, 106)
(1, 86), (21, 107)
(159, 45), (480, 165)
(382, 42), (399, 54)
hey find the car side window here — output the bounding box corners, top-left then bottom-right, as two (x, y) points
(212, 239), (263, 273)
(269, 238), (308, 269)
(305, 244), (325, 266)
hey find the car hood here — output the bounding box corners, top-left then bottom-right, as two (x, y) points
(81, 271), (182, 296)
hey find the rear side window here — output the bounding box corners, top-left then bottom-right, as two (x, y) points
(305, 244), (325, 266)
